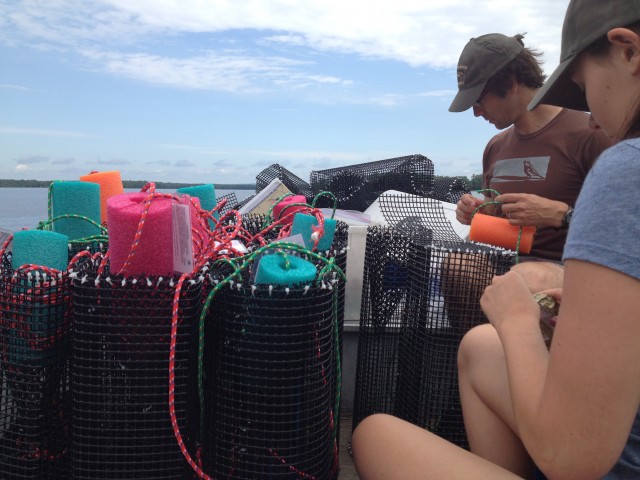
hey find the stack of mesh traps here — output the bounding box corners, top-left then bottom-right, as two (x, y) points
(351, 193), (516, 448)
(251, 154), (440, 213)
(0, 252), (72, 479)
(197, 214), (348, 479)
(69, 255), (204, 479)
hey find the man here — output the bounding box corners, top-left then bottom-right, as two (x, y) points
(448, 32), (611, 293)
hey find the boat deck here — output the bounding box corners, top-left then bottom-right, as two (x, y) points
(338, 412), (359, 479)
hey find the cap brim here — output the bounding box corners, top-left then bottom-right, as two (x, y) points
(528, 54), (588, 112)
(449, 83), (486, 112)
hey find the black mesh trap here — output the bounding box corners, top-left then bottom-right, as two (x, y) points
(70, 259), (203, 479)
(216, 191), (240, 217)
(377, 193), (465, 243)
(428, 176), (470, 204)
(202, 263), (341, 480)
(310, 154), (435, 212)
(352, 226), (515, 448)
(256, 163), (314, 199)
(0, 254), (72, 479)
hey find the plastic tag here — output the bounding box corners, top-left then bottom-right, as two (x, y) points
(0, 226), (15, 253)
(172, 202), (194, 274)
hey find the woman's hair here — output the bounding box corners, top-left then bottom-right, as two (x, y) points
(585, 22), (640, 139)
(484, 48), (547, 97)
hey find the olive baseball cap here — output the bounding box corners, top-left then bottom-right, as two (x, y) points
(449, 33), (525, 112)
(529, 0), (640, 112)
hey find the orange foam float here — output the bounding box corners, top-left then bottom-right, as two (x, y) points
(469, 213), (535, 254)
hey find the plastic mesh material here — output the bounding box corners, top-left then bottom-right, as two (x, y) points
(310, 154), (435, 212)
(216, 192), (240, 216)
(202, 264), (341, 480)
(429, 177), (470, 204)
(352, 227), (515, 448)
(239, 214), (348, 479)
(0, 254), (72, 479)
(378, 193), (465, 242)
(67, 239), (109, 261)
(256, 164), (313, 199)
(70, 259), (203, 479)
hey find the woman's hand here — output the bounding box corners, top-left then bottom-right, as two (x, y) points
(480, 270), (540, 330)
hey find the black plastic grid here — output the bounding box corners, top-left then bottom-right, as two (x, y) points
(216, 191), (240, 217)
(378, 193), (465, 243)
(202, 264), (341, 480)
(70, 260), (203, 479)
(0, 254), (72, 479)
(255, 164), (314, 199)
(351, 226), (515, 448)
(310, 154), (435, 212)
(240, 214), (348, 479)
(429, 176), (470, 204)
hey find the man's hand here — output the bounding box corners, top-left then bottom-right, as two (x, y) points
(455, 193), (484, 225)
(496, 193), (570, 228)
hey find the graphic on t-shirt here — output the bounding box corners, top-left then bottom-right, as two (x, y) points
(492, 156), (550, 182)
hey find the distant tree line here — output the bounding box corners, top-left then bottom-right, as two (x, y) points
(0, 179), (256, 190)
(434, 174), (483, 191)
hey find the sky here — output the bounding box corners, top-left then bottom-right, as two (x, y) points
(0, 0), (571, 185)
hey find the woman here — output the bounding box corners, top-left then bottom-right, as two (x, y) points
(351, 1), (640, 478)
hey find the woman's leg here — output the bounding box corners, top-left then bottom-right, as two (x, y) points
(458, 324), (536, 479)
(351, 413), (522, 479)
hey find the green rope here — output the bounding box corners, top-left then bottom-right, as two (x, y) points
(311, 191), (338, 219)
(195, 242), (346, 441)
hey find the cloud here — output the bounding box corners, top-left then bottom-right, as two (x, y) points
(0, 83), (30, 91)
(97, 158), (131, 165)
(174, 159), (195, 167)
(0, 127), (96, 138)
(16, 155), (49, 164)
(1, 1), (568, 86)
(51, 157), (75, 165)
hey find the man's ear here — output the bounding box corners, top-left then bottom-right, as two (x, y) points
(608, 27), (640, 73)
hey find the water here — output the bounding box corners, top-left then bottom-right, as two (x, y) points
(0, 187), (255, 231)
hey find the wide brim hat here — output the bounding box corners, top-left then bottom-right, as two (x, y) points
(529, 0), (640, 112)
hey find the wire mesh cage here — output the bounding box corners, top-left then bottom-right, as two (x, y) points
(201, 257), (342, 480)
(0, 253), (72, 479)
(428, 176), (470, 204)
(310, 154), (435, 212)
(69, 257), (204, 479)
(377, 193), (465, 243)
(351, 226), (515, 448)
(255, 164), (314, 199)
(216, 192), (240, 217)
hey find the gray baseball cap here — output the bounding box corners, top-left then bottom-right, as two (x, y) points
(449, 33), (525, 112)
(529, 0), (640, 112)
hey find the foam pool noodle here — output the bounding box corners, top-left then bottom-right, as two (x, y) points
(50, 181), (102, 240)
(11, 230), (69, 271)
(469, 213), (535, 254)
(107, 192), (200, 276)
(290, 213), (336, 252)
(272, 195), (307, 226)
(79, 171), (124, 224)
(254, 254), (317, 287)
(177, 184), (218, 226)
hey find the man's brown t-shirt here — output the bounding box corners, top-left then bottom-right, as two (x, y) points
(482, 108), (612, 261)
